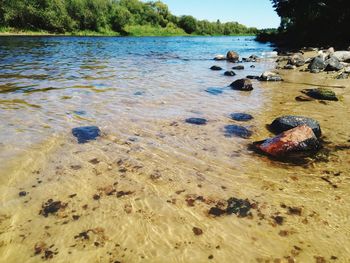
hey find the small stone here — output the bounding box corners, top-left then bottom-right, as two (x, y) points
(208, 207), (226, 217)
(224, 70), (236, 76)
(232, 65), (244, 70)
(185, 118), (207, 125)
(230, 78), (253, 91)
(210, 65), (222, 71)
(72, 126), (101, 144)
(19, 191), (27, 197)
(224, 125), (252, 138)
(205, 87), (223, 95)
(230, 113), (253, 122)
(192, 227), (203, 236)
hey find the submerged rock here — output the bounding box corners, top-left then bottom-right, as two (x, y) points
(270, 115), (321, 138)
(232, 65), (244, 70)
(185, 118), (207, 125)
(230, 78), (253, 91)
(288, 53), (305, 67)
(226, 51), (239, 62)
(205, 87), (223, 95)
(259, 71), (283, 81)
(302, 88), (338, 101)
(254, 125), (320, 157)
(214, 55), (226, 61)
(224, 125), (252, 138)
(226, 198), (252, 217)
(246, 75), (260, 80)
(224, 70), (236, 76)
(40, 199), (66, 217)
(72, 126), (101, 144)
(230, 113), (253, 122)
(210, 65), (223, 71)
(308, 56), (326, 73)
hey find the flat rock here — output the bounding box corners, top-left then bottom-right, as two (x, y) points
(302, 88), (338, 101)
(232, 65), (244, 70)
(224, 125), (252, 138)
(230, 78), (253, 91)
(185, 118), (207, 125)
(333, 51), (350, 62)
(230, 113), (253, 122)
(210, 65), (222, 71)
(254, 125), (320, 157)
(72, 126), (101, 144)
(270, 115), (321, 138)
(259, 71), (283, 81)
(214, 55), (226, 61)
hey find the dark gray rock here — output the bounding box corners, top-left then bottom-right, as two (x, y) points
(230, 113), (253, 122)
(325, 56), (343, 71)
(224, 125), (252, 138)
(246, 75), (260, 80)
(232, 65), (244, 70)
(308, 56), (326, 72)
(224, 71), (236, 76)
(185, 118), (207, 125)
(230, 78), (253, 91)
(270, 115), (321, 138)
(210, 65), (223, 71)
(72, 126), (101, 144)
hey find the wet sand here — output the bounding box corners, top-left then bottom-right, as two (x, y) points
(0, 48), (350, 263)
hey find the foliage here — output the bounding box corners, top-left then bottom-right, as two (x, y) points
(266, 0), (350, 46)
(0, 0), (258, 36)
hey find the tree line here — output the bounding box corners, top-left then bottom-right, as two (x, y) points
(258, 0), (350, 47)
(0, 0), (258, 35)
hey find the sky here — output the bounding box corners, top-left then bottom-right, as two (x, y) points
(156, 0), (280, 29)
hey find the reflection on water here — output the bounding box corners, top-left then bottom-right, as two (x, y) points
(0, 36), (349, 262)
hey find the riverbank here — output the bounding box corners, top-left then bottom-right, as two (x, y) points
(0, 37), (349, 262)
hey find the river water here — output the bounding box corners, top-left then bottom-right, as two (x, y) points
(0, 36), (349, 263)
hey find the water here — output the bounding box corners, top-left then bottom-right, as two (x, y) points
(0, 36), (349, 262)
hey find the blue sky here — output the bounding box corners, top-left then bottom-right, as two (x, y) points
(155, 0), (280, 29)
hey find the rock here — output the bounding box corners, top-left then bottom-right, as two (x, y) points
(284, 64), (296, 70)
(246, 75), (260, 80)
(214, 55), (226, 61)
(333, 51), (350, 62)
(344, 67), (350, 73)
(72, 126), (101, 144)
(232, 65), (244, 70)
(192, 227), (203, 236)
(230, 78), (253, 91)
(254, 125), (320, 157)
(270, 115), (321, 138)
(205, 87), (223, 95)
(226, 51), (239, 62)
(259, 71), (283, 81)
(224, 125), (252, 138)
(250, 65), (255, 68)
(325, 56), (343, 71)
(185, 118), (207, 125)
(224, 71), (236, 76)
(302, 88), (338, 101)
(230, 113), (253, 122)
(40, 199), (66, 217)
(19, 191), (27, 197)
(226, 198), (252, 217)
(288, 53), (305, 67)
(210, 65), (222, 71)
(308, 56), (326, 73)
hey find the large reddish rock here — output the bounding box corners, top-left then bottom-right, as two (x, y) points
(226, 51), (239, 62)
(254, 125), (320, 157)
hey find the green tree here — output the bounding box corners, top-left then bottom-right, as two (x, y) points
(178, 15), (197, 34)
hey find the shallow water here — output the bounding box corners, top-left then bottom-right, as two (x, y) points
(0, 36), (349, 263)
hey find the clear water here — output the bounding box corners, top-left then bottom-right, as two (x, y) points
(0, 36), (349, 263)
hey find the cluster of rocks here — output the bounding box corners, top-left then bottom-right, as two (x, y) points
(279, 48), (350, 79)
